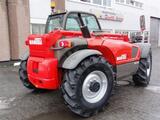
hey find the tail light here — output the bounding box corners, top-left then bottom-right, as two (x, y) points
(59, 40), (72, 48)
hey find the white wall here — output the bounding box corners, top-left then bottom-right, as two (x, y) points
(65, 0), (146, 31)
(146, 0), (160, 18)
(29, 0), (160, 30)
(29, 0), (51, 24)
(65, 0), (160, 32)
(112, 1), (146, 31)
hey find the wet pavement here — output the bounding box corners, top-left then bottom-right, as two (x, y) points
(0, 48), (160, 120)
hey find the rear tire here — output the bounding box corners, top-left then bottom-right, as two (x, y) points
(61, 56), (114, 117)
(19, 60), (36, 89)
(133, 50), (152, 86)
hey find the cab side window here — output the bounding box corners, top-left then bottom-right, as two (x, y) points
(81, 14), (100, 32)
(65, 13), (100, 32)
(66, 14), (81, 31)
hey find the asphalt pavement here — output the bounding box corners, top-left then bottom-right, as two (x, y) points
(0, 48), (160, 120)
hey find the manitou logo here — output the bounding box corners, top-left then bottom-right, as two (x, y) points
(117, 54), (127, 61)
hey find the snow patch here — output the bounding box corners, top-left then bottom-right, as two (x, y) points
(14, 62), (21, 66)
(146, 85), (160, 94)
(0, 97), (15, 110)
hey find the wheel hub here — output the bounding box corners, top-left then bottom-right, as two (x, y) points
(89, 81), (100, 92)
(82, 71), (108, 103)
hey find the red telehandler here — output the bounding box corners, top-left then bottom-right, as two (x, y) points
(19, 11), (152, 117)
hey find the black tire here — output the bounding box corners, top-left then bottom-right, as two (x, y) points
(19, 60), (36, 89)
(61, 56), (114, 117)
(133, 50), (152, 86)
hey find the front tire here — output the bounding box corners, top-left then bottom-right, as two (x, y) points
(61, 56), (114, 117)
(133, 50), (152, 86)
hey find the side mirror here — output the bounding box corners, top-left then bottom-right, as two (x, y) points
(80, 26), (91, 38)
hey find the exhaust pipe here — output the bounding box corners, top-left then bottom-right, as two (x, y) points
(80, 26), (91, 38)
(78, 13), (91, 38)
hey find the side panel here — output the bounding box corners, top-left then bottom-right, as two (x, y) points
(87, 37), (116, 65)
(117, 61), (139, 80)
(102, 39), (141, 65)
(87, 38), (141, 66)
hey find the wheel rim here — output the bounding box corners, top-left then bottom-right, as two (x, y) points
(147, 55), (151, 77)
(82, 71), (108, 104)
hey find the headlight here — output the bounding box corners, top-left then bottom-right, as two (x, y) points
(29, 38), (42, 45)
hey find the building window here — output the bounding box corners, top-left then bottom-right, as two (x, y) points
(80, 0), (90, 2)
(103, 0), (111, 6)
(79, 0), (111, 7)
(31, 24), (45, 34)
(126, 0), (134, 5)
(135, 1), (143, 8)
(93, 0), (102, 5)
(116, 0), (125, 4)
(115, 0), (143, 8)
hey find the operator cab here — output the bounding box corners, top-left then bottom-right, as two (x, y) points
(45, 11), (102, 37)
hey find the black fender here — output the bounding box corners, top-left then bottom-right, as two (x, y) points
(135, 43), (151, 58)
(62, 49), (102, 69)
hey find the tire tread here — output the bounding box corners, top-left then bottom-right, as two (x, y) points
(61, 56), (114, 117)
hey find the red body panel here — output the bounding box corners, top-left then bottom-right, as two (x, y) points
(27, 57), (60, 89)
(87, 37), (140, 65)
(26, 30), (141, 89)
(26, 31), (84, 58)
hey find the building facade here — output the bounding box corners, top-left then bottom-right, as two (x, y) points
(0, 0), (160, 61)
(0, 0), (30, 61)
(30, 0), (160, 48)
